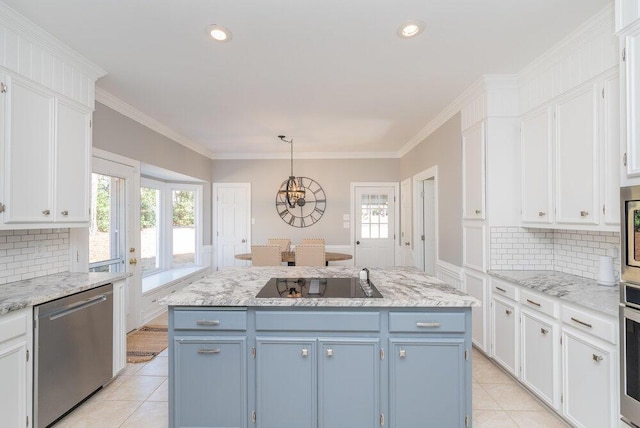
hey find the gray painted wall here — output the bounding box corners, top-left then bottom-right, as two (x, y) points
(93, 102), (213, 245)
(399, 114), (462, 266)
(211, 158), (400, 245)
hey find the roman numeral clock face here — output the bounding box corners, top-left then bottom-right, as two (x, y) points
(275, 177), (326, 228)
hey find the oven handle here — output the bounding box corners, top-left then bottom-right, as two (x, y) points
(622, 305), (640, 324)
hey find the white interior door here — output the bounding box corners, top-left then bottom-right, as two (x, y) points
(90, 154), (140, 332)
(353, 185), (397, 267)
(422, 179), (436, 275)
(214, 183), (251, 270)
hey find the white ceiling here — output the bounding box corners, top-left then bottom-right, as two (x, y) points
(3, 0), (611, 158)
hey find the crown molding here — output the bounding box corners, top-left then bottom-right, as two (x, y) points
(212, 151), (399, 160)
(397, 76), (485, 158)
(0, 2), (106, 80)
(95, 87), (216, 160)
(518, 4), (614, 82)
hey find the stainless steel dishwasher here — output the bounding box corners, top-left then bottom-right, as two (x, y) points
(34, 283), (113, 428)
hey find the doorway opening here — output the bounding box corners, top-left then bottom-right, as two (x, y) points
(413, 167), (438, 275)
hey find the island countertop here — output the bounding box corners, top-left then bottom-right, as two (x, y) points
(166, 266), (480, 308)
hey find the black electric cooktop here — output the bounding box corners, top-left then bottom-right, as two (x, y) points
(255, 277), (383, 299)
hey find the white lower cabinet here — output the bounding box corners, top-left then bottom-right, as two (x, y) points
(113, 280), (127, 376)
(464, 271), (487, 352)
(491, 295), (518, 376)
(0, 307), (32, 428)
(562, 328), (616, 428)
(520, 309), (558, 408)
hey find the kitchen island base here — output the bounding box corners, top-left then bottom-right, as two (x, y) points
(168, 306), (473, 428)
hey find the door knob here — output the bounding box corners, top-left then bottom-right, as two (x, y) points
(356, 241), (360, 245)
(129, 247), (136, 253)
(242, 239), (246, 243)
(129, 258), (138, 265)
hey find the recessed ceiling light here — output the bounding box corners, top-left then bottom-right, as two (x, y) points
(207, 24), (232, 42)
(397, 20), (425, 39)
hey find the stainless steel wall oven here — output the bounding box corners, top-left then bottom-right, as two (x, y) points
(621, 185), (640, 427)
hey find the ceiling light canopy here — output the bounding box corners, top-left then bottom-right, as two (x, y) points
(207, 24), (232, 42)
(397, 20), (425, 39)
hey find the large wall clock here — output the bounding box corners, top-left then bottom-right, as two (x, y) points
(275, 177), (326, 227)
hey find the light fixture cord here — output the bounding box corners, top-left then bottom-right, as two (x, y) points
(290, 138), (294, 177)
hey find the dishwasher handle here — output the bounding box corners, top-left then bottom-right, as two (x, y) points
(47, 294), (109, 321)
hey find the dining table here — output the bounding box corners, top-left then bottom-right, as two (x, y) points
(234, 251), (352, 265)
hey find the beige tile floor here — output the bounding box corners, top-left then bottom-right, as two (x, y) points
(53, 316), (568, 427)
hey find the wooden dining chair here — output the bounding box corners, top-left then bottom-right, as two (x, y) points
(294, 244), (326, 266)
(251, 245), (282, 266)
(301, 238), (325, 245)
(267, 238), (291, 253)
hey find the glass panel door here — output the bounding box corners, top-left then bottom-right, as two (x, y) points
(354, 185), (396, 267)
(89, 173), (124, 273)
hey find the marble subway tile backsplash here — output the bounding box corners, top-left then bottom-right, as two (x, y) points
(490, 227), (620, 280)
(0, 229), (70, 285)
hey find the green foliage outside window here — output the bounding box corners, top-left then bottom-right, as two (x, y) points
(95, 176), (110, 233)
(172, 191), (195, 227)
(635, 210), (640, 231)
(140, 187), (158, 229)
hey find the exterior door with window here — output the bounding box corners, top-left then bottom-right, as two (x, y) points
(354, 185), (396, 267)
(89, 155), (140, 332)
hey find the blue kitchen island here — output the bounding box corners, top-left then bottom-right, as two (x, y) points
(167, 266), (480, 428)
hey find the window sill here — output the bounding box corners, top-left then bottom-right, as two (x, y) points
(142, 266), (209, 294)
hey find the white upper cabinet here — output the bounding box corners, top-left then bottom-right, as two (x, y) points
(462, 122), (486, 220)
(3, 74), (55, 223)
(602, 74), (620, 225)
(521, 106), (554, 224)
(554, 84), (599, 225)
(615, 0), (640, 34)
(55, 99), (91, 223)
(0, 73), (92, 228)
(621, 27), (640, 183)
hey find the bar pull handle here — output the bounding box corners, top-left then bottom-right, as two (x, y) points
(526, 299), (541, 307)
(495, 286), (506, 293)
(416, 322), (441, 328)
(196, 320), (220, 326)
(198, 348), (221, 354)
(570, 317), (592, 328)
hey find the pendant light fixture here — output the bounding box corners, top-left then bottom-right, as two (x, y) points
(278, 135), (305, 208)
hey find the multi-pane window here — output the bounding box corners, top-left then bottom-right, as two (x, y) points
(360, 194), (389, 239)
(141, 185), (160, 275)
(89, 173), (124, 273)
(141, 178), (202, 277)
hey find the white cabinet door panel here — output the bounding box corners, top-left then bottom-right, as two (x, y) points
(521, 107), (553, 224)
(462, 122), (486, 220)
(555, 84), (599, 224)
(491, 295), (518, 376)
(521, 310), (557, 408)
(55, 100), (90, 222)
(464, 271), (487, 352)
(463, 224), (485, 272)
(4, 76), (54, 223)
(603, 75), (620, 225)
(624, 31), (640, 178)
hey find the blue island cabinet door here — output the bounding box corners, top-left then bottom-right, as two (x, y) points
(318, 339), (380, 428)
(256, 338), (316, 428)
(173, 337), (246, 428)
(389, 338), (467, 427)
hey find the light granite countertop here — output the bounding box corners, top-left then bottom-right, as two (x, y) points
(0, 272), (130, 315)
(489, 270), (619, 317)
(166, 266), (480, 308)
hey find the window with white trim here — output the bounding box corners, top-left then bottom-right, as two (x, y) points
(140, 177), (203, 277)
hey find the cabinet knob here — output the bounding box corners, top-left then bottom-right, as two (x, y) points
(505, 309), (512, 315)
(580, 211), (589, 217)
(475, 209), (481, 214)
(42, 209), (50, 216)
(326, 348), (333, 357)
(540, 328), (548, 335)
(405, 242), (410, 246)
(60, 210), (69, 216)
(538, 211), (546, 217)
(399, 349), (406, 359)
(301, 348), (308, 358)
(592, 354), (603, 362)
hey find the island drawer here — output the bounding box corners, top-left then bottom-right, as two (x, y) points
(173, 309), (247, 331)
(255, 311), (380, 332)
(520, 289), (558, 319)
(389, 312), (465, 333)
